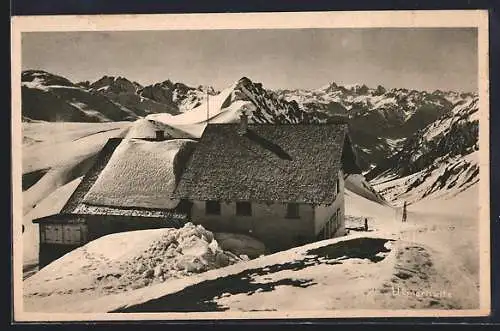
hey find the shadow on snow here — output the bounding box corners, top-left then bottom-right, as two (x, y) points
(115, 237), (393, 312)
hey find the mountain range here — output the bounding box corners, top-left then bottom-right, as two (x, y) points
(21, 69), (479, 202)
(21, 70), (217, 122)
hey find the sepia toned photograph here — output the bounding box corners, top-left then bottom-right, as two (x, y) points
(11, 11), (490, 321)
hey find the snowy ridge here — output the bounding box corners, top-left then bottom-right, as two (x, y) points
(22, 70), (218, 122)
(22, 71), (141, 122)
(422, 98), (478, 142)
(373, 152), (478, 204)
(278, 82), (474, 119)
(368, 96), (479, 203)
(278, 82), (475, 172)
(145, 77), (330, 138)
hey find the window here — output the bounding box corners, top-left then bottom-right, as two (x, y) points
(336, 177), (340, 195)
(206, 200), (221, 215)
(286, 203), (300, 218)
(236, 201), (252, 216)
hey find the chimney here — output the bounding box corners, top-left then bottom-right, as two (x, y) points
(155, 130), (165, 141)
(237, 111), (248, 135)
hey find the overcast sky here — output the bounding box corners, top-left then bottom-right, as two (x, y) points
(22, 28), (478, 92)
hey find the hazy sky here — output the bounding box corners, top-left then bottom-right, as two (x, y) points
(22, 28), (478, 92)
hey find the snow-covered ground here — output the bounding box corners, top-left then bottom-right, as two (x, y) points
(19, 119), (482, 315)
(23, 223), (253, 312)
(22, 183), (480, 314)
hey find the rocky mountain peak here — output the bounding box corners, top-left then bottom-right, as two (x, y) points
(90, 75), (140, 94)
(22, 69), (75, 87)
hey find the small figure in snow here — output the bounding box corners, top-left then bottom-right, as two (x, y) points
(364, 218), (368, 231)
(402, 201), (407, 223)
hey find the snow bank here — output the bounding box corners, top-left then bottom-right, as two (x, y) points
(83, 138), (196, 209)
(52, 233), (398, 314)
(124, 118), (169, 139)
(344, 189), (398, 236)
(345, 174), (389, 206)
(213, 233), (267, 259)
(22, 122), (130, 215)
(105, 223), (242, 288)
(24, 223), (243, 312)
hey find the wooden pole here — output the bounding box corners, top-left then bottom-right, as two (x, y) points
(206, 90), (209, 124)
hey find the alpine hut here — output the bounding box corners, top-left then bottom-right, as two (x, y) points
(172, 115), (361, 252)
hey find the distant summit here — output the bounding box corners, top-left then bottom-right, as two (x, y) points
(138, 79), (218, 114)
(90, 75), (142, 94)
(22, 70), (75, 89)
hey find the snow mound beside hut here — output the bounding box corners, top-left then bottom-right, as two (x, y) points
(24, 223), (242, 311)
(111, 223), (242, 288)
(214, 233), (267, 259)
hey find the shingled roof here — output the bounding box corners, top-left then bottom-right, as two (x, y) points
(172, 123), (360, 205)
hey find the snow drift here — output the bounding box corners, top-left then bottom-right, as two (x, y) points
(22, 122), (131, 215)
(344, 174), (389, 206)
(24, 223), (244, 312)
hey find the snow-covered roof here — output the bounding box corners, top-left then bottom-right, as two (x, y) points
(33, 136), (195, 223)
(82, 138), (197, 210)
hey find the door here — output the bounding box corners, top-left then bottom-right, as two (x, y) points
(44, 224), (63, 244)
(63, 224), (82, 244)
